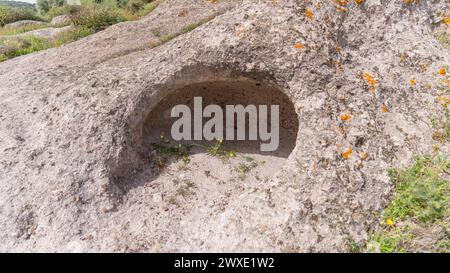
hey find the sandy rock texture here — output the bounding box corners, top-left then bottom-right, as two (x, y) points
(0, 0), (449, 252)
(50, 15), (71, 26)
(4, 20), (46, 29)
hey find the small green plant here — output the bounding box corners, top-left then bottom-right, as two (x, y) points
(235, 161), (258, 179)
(206, 139), (236, 159)
(435, 31), (450, 50)
(151, 136), (191, 164)
(174, 179), (196, 197)
(431, 108), (449, 143)
(137, 0), (164, 17)
(207, 139), (225, 157)
(244, 156), (255, 162)
(151, 29), (161, 37)
(54, 26), (94, 46)
(367, 232), (407, 253)
(236, 163), (251, 174)
(345, 237), (362, 253)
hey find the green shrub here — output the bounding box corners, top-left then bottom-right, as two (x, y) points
(125, 0), (145, 13)
(36, 0), (65, 15)
(366, 155), (449, 253)
(54, 26), (93, 46)
(137, 0), (161, 17)
(70, 5), (126, 31)
(385, 155), (449, 223)
(0, 36), (52, 58)
(0, 22), (49, 36)
(0, 6), (43, 26)
(46, 5), (81, 20)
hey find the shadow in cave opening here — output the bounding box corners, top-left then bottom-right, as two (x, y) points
(143, 79), (299, 159)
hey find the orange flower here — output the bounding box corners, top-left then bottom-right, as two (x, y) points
(305, 8), (314, 20)
(342, 148), (353, 159)
(410, 78), (417, 86)
(380, 105), (389, 113)
(362, 72), (378, 93)
(335, 0), (348, 6)
(294, 43), (304, 49)
(340, 113), (351, 121)
(355, 0), (364, 5)
(439, 67), (447, 76)
(443, 17), (450, 25)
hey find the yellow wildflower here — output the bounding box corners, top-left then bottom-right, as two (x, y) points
(386, 219), (394, 226)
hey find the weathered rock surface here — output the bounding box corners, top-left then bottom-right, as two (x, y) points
(50, 15), (71, 26)
(0, 0), (448, 252)
(11, 25), (72, 39)
(4, 20), (46, 29)
(0, 44), (8, 55)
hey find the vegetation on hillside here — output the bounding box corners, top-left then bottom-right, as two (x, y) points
(359, 154), (449, 253)
(0, 0), (35, 10)
(0, 0), (163, 62)
(0, 5), (43, 26)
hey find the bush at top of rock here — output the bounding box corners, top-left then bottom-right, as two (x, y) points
(70, 5), (129, 31)
(0, 6), (44, 27)
(46, 5), (81, 21)
(36, 0), (65, 15)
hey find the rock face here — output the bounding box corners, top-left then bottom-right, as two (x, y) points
(50, 15), (70, 26)
(0, 44), (8, 55)
(12, 26), (72, 39)
(4, 20), (46, 29)
(0, 0), (448, 252)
